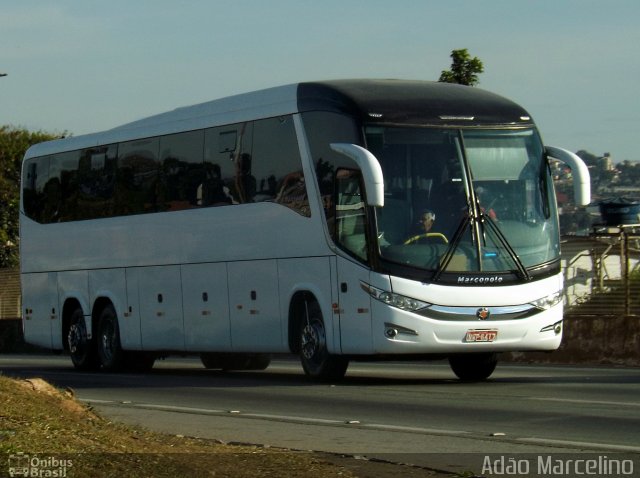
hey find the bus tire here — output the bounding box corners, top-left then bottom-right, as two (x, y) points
(97, 305), (126, 372)
(246, 354), (271, 371)
(299, 302), (348, 381)
(200, 353), (224, 369)
(67, 307), (98, 371)
(126, 352), (156, 372)
(448, 352), (498, 381)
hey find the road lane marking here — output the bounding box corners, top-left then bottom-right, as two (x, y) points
(123, 403), (227, 415)
(82, 398), (472, 436)
(359, 423), (470, 436)
(530, 397), (640, 408)
(519, 438), (640, 453)
(83, 398), (640, 453)
(241, 413), (343, 425)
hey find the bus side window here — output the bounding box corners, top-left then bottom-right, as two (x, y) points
(335, 169), (368, 262)
(116, 138), (161, 215)
(77, 145), (117, 219)
(252, 116), (310, 216)
(22, 157), (49, 223)
(159, 130), (205, 210)
(203, 123), (252, 206)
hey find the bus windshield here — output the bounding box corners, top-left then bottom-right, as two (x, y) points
(366, 127), (559, 277)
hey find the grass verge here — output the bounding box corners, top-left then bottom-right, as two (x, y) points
(0, 374), (355, 477)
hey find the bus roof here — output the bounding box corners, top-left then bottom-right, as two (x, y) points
(25, 79), (534, 158)
(297, 79), (533, 127)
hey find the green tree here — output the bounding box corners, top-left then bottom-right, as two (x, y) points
(0, 126), (62, 267)
(439, 48), (484, 86)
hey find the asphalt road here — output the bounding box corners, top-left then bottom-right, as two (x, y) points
(2, 354), (639, 475)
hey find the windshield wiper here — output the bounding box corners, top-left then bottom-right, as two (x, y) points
(478, 210), (532, 281)
(433, 132), (532, 283)
(432, 208), (472, 282)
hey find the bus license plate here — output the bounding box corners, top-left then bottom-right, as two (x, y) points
(465, 329), (498, 342)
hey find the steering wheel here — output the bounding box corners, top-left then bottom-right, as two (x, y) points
(404, 232), (449, 245)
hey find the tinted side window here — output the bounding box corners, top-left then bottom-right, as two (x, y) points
(203, 122), (253, 206)
(50, 151), (82, 222)
(77, 144), (117, 219)
(23, 117), (311, 223)
(116, 138), (160, 215)
(301, 112), (361, 234)
(336, 169), (368, 261)
(252, 116), (309, 216)
(159, 130), (204, 211)
(22, 156), (50, 223)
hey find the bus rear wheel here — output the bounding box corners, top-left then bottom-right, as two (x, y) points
(67, 307), (98, 371)
(299, 303), (348, 381)
(97, 305), (126, 372)
(126, 352), (156, 372)
(448, 352), (498, 381)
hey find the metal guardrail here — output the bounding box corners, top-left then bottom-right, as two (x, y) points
(563, 225), (640, 318)
(0, 268), (21, 320)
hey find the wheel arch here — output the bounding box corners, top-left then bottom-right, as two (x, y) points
(287, 287), (337, 355)
(61, 297), (85, 352)
(288, 291), (313, 354)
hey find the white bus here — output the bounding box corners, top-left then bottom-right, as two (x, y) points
(20, 80), (590, 380)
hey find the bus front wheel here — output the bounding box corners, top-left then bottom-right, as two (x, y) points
(299, 303), (348, 381)
(97, 305), (126, 372)
(448, 352), (498, 381)
(67, 307), (98, 371)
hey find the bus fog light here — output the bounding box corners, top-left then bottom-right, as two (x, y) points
(540, 320), (562, 335)
(383, 322), (418, 338)
(384, 327), (398, 338)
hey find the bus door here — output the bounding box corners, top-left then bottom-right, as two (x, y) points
(228, 260), (281, 352)
(22, 272), (58, 349)
(334, 169), (373, 354)
(137, 265), (185, 351)
(182, 262), (232, 352)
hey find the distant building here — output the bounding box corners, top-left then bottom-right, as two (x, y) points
(599, 153), (613, 171)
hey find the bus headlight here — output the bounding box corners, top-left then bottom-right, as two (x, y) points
(529, 291), (563, 310)
(361, 283), (430, 312)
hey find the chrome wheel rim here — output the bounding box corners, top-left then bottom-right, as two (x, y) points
(301, 320), (325, 361)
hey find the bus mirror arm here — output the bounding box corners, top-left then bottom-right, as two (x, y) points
(330, 143), (385, 207)
(546, 146), (591, 206)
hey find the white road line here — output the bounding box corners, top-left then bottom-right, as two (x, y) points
(518, 438), (640, 453)
(81, 398), (115, 404)
(83, 398), (640, 453)
(83, 399), (472, 435)
(241, 413), (343, 425)
(130, 403), (227, 414)
(530, 397), (640, 408)
(359, 423), (471, 436)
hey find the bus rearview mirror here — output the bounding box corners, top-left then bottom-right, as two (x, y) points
(546, 146), (591, 207)
(330, 143), (385, 207)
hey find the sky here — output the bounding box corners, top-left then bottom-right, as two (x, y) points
(2, 0), (639, 162)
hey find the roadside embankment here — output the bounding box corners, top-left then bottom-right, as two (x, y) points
(505, 315), (640, 367)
